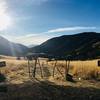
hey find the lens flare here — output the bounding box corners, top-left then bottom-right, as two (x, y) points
(0, 0), (12, 31)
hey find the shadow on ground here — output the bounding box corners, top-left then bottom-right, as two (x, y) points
(0, 79), (100, 100)
(0, 73), (7, 92)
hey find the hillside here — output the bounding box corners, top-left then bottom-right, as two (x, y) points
(30, 32), (100, 60)
(0, 36), (28, 56)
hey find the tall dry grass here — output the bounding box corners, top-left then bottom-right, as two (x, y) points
(71, 60), (100, 80)
(1, 56), (100, 83)
(1, 59), (29, 84)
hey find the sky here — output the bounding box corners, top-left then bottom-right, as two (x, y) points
(0, 0), (100, 46)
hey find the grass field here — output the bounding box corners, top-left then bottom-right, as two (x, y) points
(0, 56), (100, 100)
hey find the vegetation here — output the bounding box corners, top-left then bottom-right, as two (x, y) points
(1, 56), (100, 83)
(71, 60), (100, 80)
(0, 56), (100, 100)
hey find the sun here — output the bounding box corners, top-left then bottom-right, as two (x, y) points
(0, 0), (12, 31)
(0, 15), (12, 30)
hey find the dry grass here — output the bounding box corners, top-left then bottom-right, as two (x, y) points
(45, 59), (100, 80)
(1, 56), (100, 84)
(47, 60), (100, 80)
(0, 56), (100, 100)
(70, 60), (100, 80)
(1, 59), (29, 84)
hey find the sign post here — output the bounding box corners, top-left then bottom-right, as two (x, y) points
(0, 61), (6, 68)
(98, 60), (100, 66)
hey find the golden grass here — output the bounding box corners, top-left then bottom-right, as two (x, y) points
(0, 56), (100, 100)
(1, 59), (29, 84)
(48, 60), (100, 80)
(1, 55), (100, 85)
(70, 60), (100, 80)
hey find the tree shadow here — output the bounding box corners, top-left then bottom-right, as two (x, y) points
(0, 73), (6, 82)
(0, 80), (100, 100)
(0, 73), (7, 93)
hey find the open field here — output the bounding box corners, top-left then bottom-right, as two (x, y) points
(0, 56), (100, 100)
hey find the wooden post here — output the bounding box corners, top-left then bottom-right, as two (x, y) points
(32, 58), (37, 77)
(65, 60), (73, 81)
(53, 60), (57, 77)
(56, 66), (64, 78)
(67, 60), (70, 75)
(65, 60), (68, 80)
(37, 58), (43, 78)
(65, 60), (71, 80)
(28, 60), (31, 77)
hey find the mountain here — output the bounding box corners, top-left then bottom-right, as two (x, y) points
(0, 36), (28, 56)
(30, 32), (100, 60)
(28, 44), (38, 48)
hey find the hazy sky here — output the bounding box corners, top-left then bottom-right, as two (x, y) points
(0, 0), (100, 45)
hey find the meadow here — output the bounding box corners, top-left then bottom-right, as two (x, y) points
(1, 55), (100, 84)
(0, 56), (100, 100)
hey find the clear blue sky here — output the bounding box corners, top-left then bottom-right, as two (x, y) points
(0, 0), (100, 45)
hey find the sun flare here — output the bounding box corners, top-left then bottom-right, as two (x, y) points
(0, 15), (12, 30)
(0, 0), (12, 31)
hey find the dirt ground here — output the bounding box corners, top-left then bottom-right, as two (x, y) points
(0, 79), (100, 100)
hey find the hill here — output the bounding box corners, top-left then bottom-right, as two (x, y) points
(28, 44), (38, 48)
(0, 36), (28, 56)
(30, 32), (100, 60)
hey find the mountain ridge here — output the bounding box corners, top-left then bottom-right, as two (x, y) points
(30, 32), (100, 60)
(0, 35), (28, 56)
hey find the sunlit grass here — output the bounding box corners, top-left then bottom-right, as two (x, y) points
(1, 55), (100, 85)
